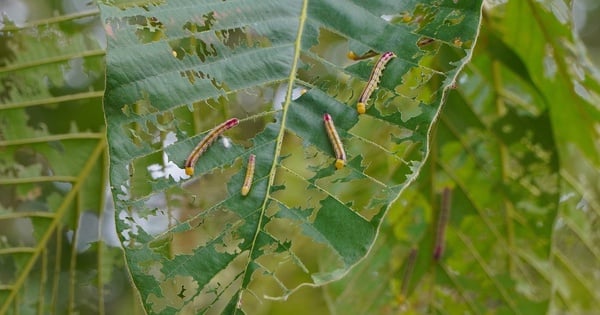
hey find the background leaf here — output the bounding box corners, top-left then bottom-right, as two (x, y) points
(99, 0), (483, 313)
(0, 3), (118, 314)
(323, 1), (600, 314)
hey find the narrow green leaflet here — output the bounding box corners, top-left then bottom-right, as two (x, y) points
(99, 0), (483, 313)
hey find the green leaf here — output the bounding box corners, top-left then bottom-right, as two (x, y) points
(324, 1), (600, 313)
(100, 0), (483, 313)
(0, 6), (110, 314)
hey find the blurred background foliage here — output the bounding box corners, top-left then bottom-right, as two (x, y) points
(0, 0), (599, 314)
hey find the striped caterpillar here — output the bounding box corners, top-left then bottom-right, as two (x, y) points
(323, 113), (346, 169)
(184, 118), (239, 176)
(241, 154), (255, 196)
(357, 51), (396, 114)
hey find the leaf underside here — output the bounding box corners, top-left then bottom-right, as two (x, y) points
(0, 7), (108, 314)
(99, 0), (482, 313)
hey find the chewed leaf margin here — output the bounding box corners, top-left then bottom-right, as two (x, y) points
(100, 0), (483, 313)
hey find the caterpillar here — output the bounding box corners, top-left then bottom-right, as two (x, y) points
(417, 37), (435, 47)
(357, 51), (396, 114)
(433, 187), (452, 261)
(347, 49), (378, 61)
(323, 113), (346, 169)
(184, 118), (239, 176)
(453, 37), (463, 47)
(241, 154), (256, 196)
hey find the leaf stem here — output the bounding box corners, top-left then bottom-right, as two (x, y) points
(0, 211), (55, 219)
(0, 132), (104, 146)
(0, 91), (104, 110)
(0, 176), (77, 184)
(1, 9), (99, 31)
(0, 50), (105, 74)
(0, 247), (36, 254)
(237, 0), (310, 310)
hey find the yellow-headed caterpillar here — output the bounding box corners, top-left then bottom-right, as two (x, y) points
(184, 118), (239, 176)
(433, 187), (452, 261)
(357, 51), (396, 114)
(323, 113), (346, 169)
(241, 154), (255, 196)
(453, 37), (463, 47)
(347, 49), (378, 61)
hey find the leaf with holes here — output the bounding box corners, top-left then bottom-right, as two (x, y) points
(325, 1), (600, 314)
(0, 6), (107, 314)
(99, 0), (483, 313)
